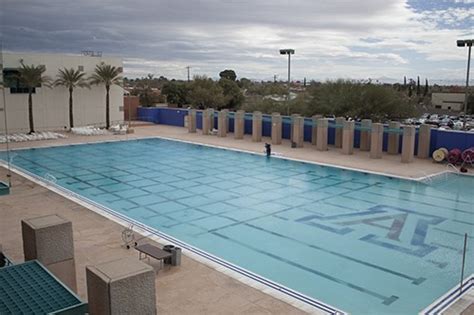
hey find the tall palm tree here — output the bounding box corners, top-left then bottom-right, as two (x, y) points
(17, 62), (52, 133)
(89, 63), (122, 129)
(54, 68), (89, 129)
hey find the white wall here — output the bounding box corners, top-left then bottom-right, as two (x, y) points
(431, 93), (465, 111)
(0, 52), (124, 132)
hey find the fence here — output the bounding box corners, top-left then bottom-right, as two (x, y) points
(137, 107), (474, 154)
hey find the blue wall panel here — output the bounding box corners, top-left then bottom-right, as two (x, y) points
(262, 116), (272, 137)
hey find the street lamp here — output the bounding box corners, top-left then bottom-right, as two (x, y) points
(280, 49), (295, 115)
(457, 39), (473, 130)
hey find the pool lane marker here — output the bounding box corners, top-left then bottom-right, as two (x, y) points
(1, 161), (347, 315)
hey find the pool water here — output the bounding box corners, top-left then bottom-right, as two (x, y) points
(2, 138), (473, 314)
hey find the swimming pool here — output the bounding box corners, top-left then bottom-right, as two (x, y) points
(2, 138), (473, 314)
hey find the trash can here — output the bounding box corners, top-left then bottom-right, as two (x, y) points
(171, 247), (181, 266)
(163, 245), (181, 266)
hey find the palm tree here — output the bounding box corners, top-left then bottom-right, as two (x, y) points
(17, 62), (52, 133)
(54, 68), (89, 129)
(89, 63), (122, 129)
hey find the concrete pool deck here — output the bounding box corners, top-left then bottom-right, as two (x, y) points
(0, 124), (468, 314)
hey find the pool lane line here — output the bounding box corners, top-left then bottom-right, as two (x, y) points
(0, 162), (346, 315)
(243, 222), (426, 285)
(212, 231), (399, 306)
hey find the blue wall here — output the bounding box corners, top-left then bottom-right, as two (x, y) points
(137, 107), (474, 154)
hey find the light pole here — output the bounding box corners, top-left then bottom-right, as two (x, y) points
(457, 39), (473, 130)
(280, 49), (295, 115)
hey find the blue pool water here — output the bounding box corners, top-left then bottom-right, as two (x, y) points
(2, 138), (473, 314)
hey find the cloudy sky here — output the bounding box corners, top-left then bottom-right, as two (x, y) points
(1, 0), (473, 83)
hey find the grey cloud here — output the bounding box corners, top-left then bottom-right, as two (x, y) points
(1, 0), (471, 82)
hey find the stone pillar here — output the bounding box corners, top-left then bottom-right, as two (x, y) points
(271, 113), (282, 145)
(370, 123), (384, 159)
(202, 109), (211, 135)
(342, 120), (355, 155)
(359, 119), (372, 151)
(291, 115), (304, 148)
(209, 108), (215, 130)
(401, 126), (416, 163)
(217, 110), (227, 137)
(334, 117), (345, 148)
(417, 124), (431, 159)
(86, 257), (156, 315)
(387, 121), (401, 155)
(221, 109), (229, 134)
(311, 115), (322, 145)
(187, 109), (196, 133)
(234, 110), (245, 139)
(289, 114), (298, 140)
(316, 118), (328, 151)
(252, 111), (262, 142)
(22, 214), (77, 292)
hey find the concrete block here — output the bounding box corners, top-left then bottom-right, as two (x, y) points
(360, 119), (372, 151)
(401, 126), (416, 163)
(187, 109), (196, 133)
(316, 118), (328, 151)
(271, 113), (282, 145)
(86, 257), (156, 315)
(22, 214), (76, 291)
(417, 124), (431, 159)
(334, 117), (345, 148)
(342, 120), (355, 155)
(291, 115), (304, 148)
(387, 121), (401, 155)
(311, 115), (322, 145)
(234, 110), (245, 139)
(252, 111), (262, 142)
(370, 123), (384, 159)
(22, 214), (74, 265)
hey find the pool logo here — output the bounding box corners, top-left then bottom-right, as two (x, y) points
(296, 205), (446, 258)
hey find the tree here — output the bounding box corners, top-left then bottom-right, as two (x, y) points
(403, 76), (407, 88)
(424, 78), (429, 96)
(54, 67), (89, 129)
(16, 62), (52, 133)
(219, 69), (237, 81)
(237, 77), (251, 89)
(89, 63), (123, 129)
(219, 78), (244, 109)
(187, 76), (225, 109)
(416, 76), (420, 95)
(307, 80), (413, 121)
(162, 81), (188, 106)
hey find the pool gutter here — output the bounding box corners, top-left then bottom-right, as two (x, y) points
(421, 274), (474, 315)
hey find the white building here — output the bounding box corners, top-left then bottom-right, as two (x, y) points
(0, 52), (124, 133)
(431, 92), (465, 111)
